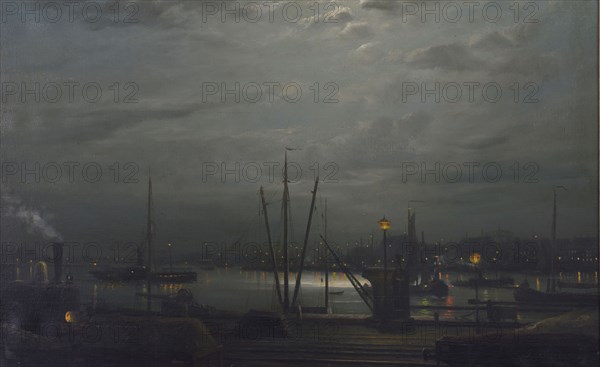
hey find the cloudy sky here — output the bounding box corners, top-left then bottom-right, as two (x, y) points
(1, 0), (597, 255)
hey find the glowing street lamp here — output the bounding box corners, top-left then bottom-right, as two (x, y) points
(470, 251), (482, 329)
(378, 217), (391, 315)
(378, 217), (391, 231)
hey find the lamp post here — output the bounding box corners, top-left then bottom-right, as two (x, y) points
(470, 252), (481, 331)
(378, 217), (391, 316)
(167, 243), (173, 273)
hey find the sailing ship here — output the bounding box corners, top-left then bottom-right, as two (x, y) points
(91, 177), (196, 283)
(556, 281), (598, 289)
(89, 265), (147, 281)
(405, 209), (449, 298)
(410, 279), (449, 298)
(90, 240), (148, 281)
(513, 280), (597, 305)
(258, 149), (323, 314)
(514, 187), (597, 306)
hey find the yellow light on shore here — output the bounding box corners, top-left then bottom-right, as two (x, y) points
(65, 311), (74, 323)
(378, 217), (391, 231)
(470, 252), (481, 265)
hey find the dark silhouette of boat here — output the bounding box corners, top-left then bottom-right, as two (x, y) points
(557, 281), (598, 289)
(453, 276), (514, 288)
(90, 177), (197, 284)
(91, 266), (197, 283)
(151, 270), (197, 282)
(328, 290), (344, 295)
(512, 190), (598, 307)
(410, 279), (449, 298)
(1, 244), (80, 332)
(90, 265), (147, 281)
(514, 280), (598, 306)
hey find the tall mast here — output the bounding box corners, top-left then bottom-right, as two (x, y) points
(292, 177), (319, 307)
(549, 186), (566, 292)
(146, 176), (154, 272)
(551, 188), (557, 292)
(146, 174), (154, 312)
(260, 186), (283, 307)
(282, 151), (290, 313)
(324, 198), (328, 311)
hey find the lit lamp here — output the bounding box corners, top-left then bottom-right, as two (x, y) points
(378, 217), (391, 231)
(65, 310), (74, 323)
(470, 252), (481, 266)
(167, 243), (173, 274)
(470, 251), (482, 329)
(378, 217), (391, 316)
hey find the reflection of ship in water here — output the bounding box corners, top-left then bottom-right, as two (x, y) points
(90, 177), (196, 283)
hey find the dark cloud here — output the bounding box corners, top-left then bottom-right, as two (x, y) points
(1, 0), (596, 245)
(84, 0), (208, 31)
(5, 103), (202, 145)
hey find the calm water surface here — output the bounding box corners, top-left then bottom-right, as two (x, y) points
(73, 267), (598, 323)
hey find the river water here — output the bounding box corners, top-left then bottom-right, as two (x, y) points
(74, 267), (598, 323)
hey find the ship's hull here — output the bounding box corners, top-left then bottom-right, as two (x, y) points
(151, 271), (197, 283)
(90, 266), (147, 281)
(411, 279), (449, 298)
(90, 268), (197, 283)
(514, 287), (598, 306)
(453, 277), (514, 288)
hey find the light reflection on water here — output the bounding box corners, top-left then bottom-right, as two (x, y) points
(76, 268), (598, 322)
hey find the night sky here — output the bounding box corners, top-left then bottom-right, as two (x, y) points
(1, 1), (597, 256)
